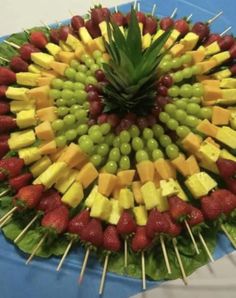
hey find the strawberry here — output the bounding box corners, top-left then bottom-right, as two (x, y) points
(15, 184), (44, 209)
(19, 43), (40, 62)
(146, 209), (170, 238)
(201, 195), (222, 220)
(29, 31), (48, 49)
(0, 100), (10, 115)
(0, 85), (7, 98)
(131, 226), (152, 252)
(41, 205), (69, 234)
(218, 35), (235, 51)
(10, 56), (29, 72)
(80, 218), (103, 247)
(187, 206), (204, 226)
(204, 34), (222, 46)
(9, 172), (33, 192)
(191, 22), (210, 41)
(163, 212), (182, 237)
(85, 19), (101, 39)
(174, 19), (189, 36)
(211, 189), (236, 214)
(103, 225), (121, 252)
(0, 67), (16, 85)
(102, 7), (111, 21)
(67, 209), (90, 235)
(0, 116), (17, 133)
(216, 158), (236, 179)
(226, 177), (236, 195)
(143, 16), (157, 35)
(91, 7), (109, 25)
(0, 157), (24, 181)
(160, 17), (174, 31)
(229, 43), (236, 59)
(59, 26), (73, 41)
(71, 15), (85, 31)
(0, 139), (9, 159)
(111, 12), (126, 26)
(168, 196), (191, 220)
(50, 29), (60, 44)
(0, 134), (9, 142)
(117, 211), (137, 236)
(37, 189), (62, 213)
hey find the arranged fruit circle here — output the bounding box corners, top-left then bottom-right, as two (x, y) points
(1, 4), (236, 294)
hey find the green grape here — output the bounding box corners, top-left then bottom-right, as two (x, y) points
(191, 65), (202, 75)
(73, 82), (85, 90)
(119, 156), (130, 170)
(83, 102), (90, 110)
(186, 103), (201, 116)
(166, 144), (179, 160)
(159, 135), (172, 147)
(77, 64), (88, 73)
(152, 124), (164, 138)
(185, 115), (199, 128)
(136, 150), (149, 162)
(113, 136), (121, 147)
(175, 109), (187, 122)
(132, 137), (144, 151)
(90, 154), (102, 167)
(90, 64), (100, 74)
(63, 81), (74, 90)
(96, 57), (105, 66)
(61, 89), (74, 101)
(200, 107), (212, 120)
(160, 60), (172, 72)
(165, 103), (177, 116)
(56, 98), (67, 107)
(79, 135), (90, 143)
(57, 107), (69, 117)
(75, 109), (87, 121)
(152, 149), (164, 160)
(120, 143), (131, 155)
(80, 138), (94, 155)
(65, 129), (77, 141)
(52, 119), (64, 131)
(182, 67), (193, 79)
(147, 138), (158, 151)
(49, 89), (61, 100)
(70, 59), (80, 69)
(159, 112), (170, 123)
(189, 97), (201, 104)
(162, 54), (172, 61)
(74, 90), (88, 104)
(90, 130), (103, 143)
(172, 58), (182, 69)
(70, 104), (81, 114)
(86, 70), (92, 76)
(97, 143), (109, 156)
(77, 124), (88, 135)
(66, 98), (77, 107)
(176, 126), (190, 138)
(63, 114), (76, 126)
(51, 78), (64, 89)
(56, 136), (67, 147)
(86, 76), (97, 85)
(100, 123), (111, 135)
(92, 50), (102, 60)
(142, 128), (154, 140)
(172, 71), (183, 83)
(180, 84), (193, 98)
(64, 67), (76, 80)
(174, 99), (188, 110)
(167, 119), (179, 130)
(168, 86), (180, 97)
(120, 131), (131, 143)
(192, 83), (204, 97)
(88, 125), (100, 134)
(84, 58), (95, 68)
(109, 148), (121, 162)
(80, 54), (91, 63)
(105, 161), (118, 174)
(105, 133), (115, 146)
(129, 125), (140, 138)
(75, 72), (86, 83)
(181, 53), (192, 64)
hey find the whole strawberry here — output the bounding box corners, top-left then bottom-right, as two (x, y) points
(41, 205), (69, 234)
(15, 184), (44, 209)
(163, 212), (182, 237)
(9, 172), (33, 192)
(131, 226), (152, 252)
(0, 100), (10, 115)
(146, 209), (170, 238)
(85, 19), (101, 39)
(0, 67), (16, 85)
(29, 31), (48, 49)
(19, 43), (40, 62)
(143, 16), (157, 35)
(37, 189), (62, 213)
(0, 157), (24, 181)
(0, 139), (9, 159)
(103, 225), (121, 252)
(67, 209), (90, 236)
(0, 85), (7, 98)
(226, 177), (236, 195)
(117, 211), (137, 236)
(80, 218), (103, 247)
(212, 189), (236, 214)
(168, 196), (191, 221)
(0, 116), (17, 133)
(111, 12), (126, 26)
(216, 158), (236, 179)
(201, 195), (222, 220)
(187, 206), (204, 226)
(10, 56), (29, 72)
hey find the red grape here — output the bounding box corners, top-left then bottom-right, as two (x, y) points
(107, 113), (120, 127)
(88, 91), (100, 102)
(89, 100), (103, 117)
(95, 69), (106, 82)
(59, 26), (73, 41)
(191, 22), (209, 40)
(161, 75), (173, 88)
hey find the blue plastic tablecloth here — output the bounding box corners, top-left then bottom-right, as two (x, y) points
(0, 1), (236, 297)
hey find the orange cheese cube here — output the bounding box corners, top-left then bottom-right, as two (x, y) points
(98, 173), (118, 197)
(76, 162), (98, 188)
(35, 121), (54, 141)
(171, 154), (189, 177)
(132, 181), (144, 204)
(117, 170), (135, 186)
(36, 107), (57, 122)
(203, 85), (222, 101)
(136, 160), (155, 183)
(182, 133), (202, 153)
(112, 180), (122, 200)
(50, 61), (68, 76)
(187, 48), (205, 63)
(39, 140), (57, 155)
(58, 143), (88, 168)
(196, 119), (219, 137)
(186, 155), (200, 175)
(154, 159), (176, 179)
(212, 106), (231, 125)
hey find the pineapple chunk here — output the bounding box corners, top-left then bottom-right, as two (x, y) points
(31, 52), (55, 69)
(8, 129), (36, 150)
(61, 181), (84, 208)
(55, 169), (77, 194)
(16, 109), (36, 128)
(108, 199), (123, 225)
(141, 181), (159, 210)
(215, 126), (236, 149)
(6, 87), (29, 101)
(29, 156), (52, 178)
(79, 27), (92, 44)
(18, 147), (41, 165)
(90, 192), (112, 221)
(16, 72), (41, 87)
(118, 188), (134, 209)
(28, 64), (43, 73)
(156, 188), (169, 212)
(220, 149), (236, 162)
(133, 206), (148, 226)
(198, 141), (221, 163)
(45, 43), (61, 56)
(66, 34), (83, 50)
(10, 100), (35, 113)
(160, 179), (179, 197)
(84, 185), (98, 208)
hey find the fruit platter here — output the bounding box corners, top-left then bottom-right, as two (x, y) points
(1, 0), (236, 297)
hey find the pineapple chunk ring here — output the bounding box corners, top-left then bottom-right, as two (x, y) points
(90, 193), (112, 221)
(16, 109), (36, 129)
(141, 181), (159, 210)
(61, 181), (84, 208)
(118, 188), (134, 209)
(108, 199), (123, 225)
(133, 206), (148, 226)
(85, 186), (98, 208)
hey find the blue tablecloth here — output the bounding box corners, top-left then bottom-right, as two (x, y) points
(0, 1), (236, 297)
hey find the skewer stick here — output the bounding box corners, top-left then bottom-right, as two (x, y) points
(99, 253), (109, 295)
(170, 8), (178, 19)
(151, 4), (157, 16)
(221, 224), (236, 249)
(198, 232), (214, 262)
(207, 11), (223, 25)
(0, 206), (17, 223)
(186, 14), (193, 22)
(172, 238), (188, 285)
(133, 0), (137, 10)
(3, 40), (20, 49)
(14, 214), (40, 244)
(124, 237), (128, 268)
(40, 21), (50, 30)
(160, 234), (171, 274)
(26, 233), (48, 265)
(184, 220), (200, 254)
(0, 56), (10, 63)
(79, 247), (91, 284)
(141, 251), (146, 290)
(56, 239), (74, 271)
(114, 6), (118, 13)
(0, 214), (12, 228)
(0, 189), (10, 197)
(220, 26), (232, 36)
(137, 2), (140, 12)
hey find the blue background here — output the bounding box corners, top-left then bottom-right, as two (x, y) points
(0, 0), (236, 297)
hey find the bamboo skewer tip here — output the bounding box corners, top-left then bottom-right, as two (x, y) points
(79, 247), (91, 284)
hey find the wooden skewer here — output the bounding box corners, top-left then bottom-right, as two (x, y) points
(3, 40), (20, 49)
(170, 8), (178, 19)
(114, 6), (118, 13)
(133, 0), (137, 10)
(0, 56), (10, 62)
(151, 4), (157, 16)
(99, 253), (109, 295)
(124, 237), (128, 268)
(40, 20), (50, 30)
(221, 224), (236, 249)
(220, 26), (232, 36)
(56, 239), (74, 272)
(137, 2), (140, 12)
(26, 233), (48, 265)
(198, 232), (214, 262)
(0, 189), (10, 198)
(186, 14), (193, 22)
(160, 234), (171, 274)
(207, 11), (223, 25)
(184, 220), (200, 254)
(0, 213), (13, 228)
(172, 238), (188, 285)
(141, 251), (146, 290)
(0, 206), (17, 223)
(79, 247), (91, 284)
(14, 214), (40, 244)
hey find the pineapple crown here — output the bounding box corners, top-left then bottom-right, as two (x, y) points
(102, 8), (171, 115)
